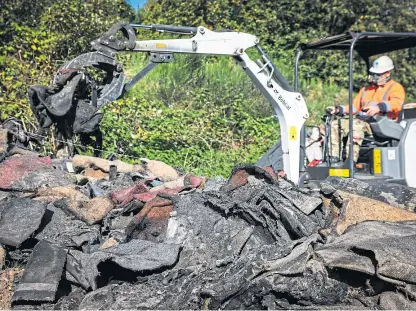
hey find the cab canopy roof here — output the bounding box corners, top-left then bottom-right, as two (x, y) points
(300, 31), (416, 59)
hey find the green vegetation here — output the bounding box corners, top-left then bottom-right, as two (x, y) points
(1, 0), (415, 176)
(0, 0), (135, 120)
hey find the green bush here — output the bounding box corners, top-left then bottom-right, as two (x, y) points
(0, 0), (135, 119)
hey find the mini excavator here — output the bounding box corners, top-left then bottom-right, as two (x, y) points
(57, 22), (416, 188)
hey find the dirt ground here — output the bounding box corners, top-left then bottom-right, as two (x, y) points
(0, 268), (23, 310)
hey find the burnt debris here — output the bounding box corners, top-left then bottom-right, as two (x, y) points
(0, 127), (416, 310)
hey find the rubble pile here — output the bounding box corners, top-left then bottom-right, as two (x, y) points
(1, 121), (416, 310)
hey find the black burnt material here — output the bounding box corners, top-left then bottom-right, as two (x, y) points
(12, 241), (67, 303)
(1, 134), (416, 309)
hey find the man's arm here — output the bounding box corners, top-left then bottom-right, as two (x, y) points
(378, 83), (406, 116)
(335, 88), (363, 115)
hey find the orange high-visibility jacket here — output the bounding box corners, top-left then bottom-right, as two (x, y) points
(340, 79), (406, 120)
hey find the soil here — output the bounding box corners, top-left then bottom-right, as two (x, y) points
(0, 268), (24, 310)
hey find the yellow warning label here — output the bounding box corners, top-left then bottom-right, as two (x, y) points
(373, 149), (382, 174)
(289, 126), (297, 140)
(329, 169), (350, 177)
(155, 43), (167, 48)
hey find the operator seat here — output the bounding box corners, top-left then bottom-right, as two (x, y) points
(356, 115), (403, 164)
(357, 108), (414, 164)
(369, 115), (404, 141)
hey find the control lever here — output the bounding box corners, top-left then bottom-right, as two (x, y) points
(357, 109), (384, 122)
(356, 111), (370, 120)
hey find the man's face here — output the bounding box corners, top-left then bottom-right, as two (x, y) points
(368, 70), (391, 86)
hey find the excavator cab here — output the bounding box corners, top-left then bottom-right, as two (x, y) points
(294, 32), (416, 187)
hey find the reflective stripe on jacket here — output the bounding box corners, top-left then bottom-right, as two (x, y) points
(341, 79), (406, 120)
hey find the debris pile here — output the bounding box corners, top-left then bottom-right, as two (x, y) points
(1, 121), (416, 310)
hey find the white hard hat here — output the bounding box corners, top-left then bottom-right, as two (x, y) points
(369, 55), (394, 74)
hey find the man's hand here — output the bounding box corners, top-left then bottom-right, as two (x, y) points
(363, 105), (380, 116)
(326, 106), (337, 115)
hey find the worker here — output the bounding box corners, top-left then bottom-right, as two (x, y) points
(326, 55), (405, 163)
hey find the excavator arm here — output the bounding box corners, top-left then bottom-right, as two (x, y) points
(63, 22), (309, 184)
